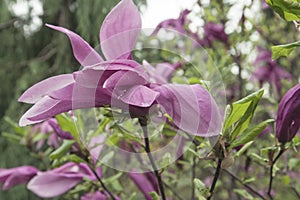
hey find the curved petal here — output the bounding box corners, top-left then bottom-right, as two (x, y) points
(116, 85), (160, 107)
(129, 172), (155, 200)
(103, 70), (147, 90)
(19, 97), (72, 126)
(19, 84), (112, 126)
(0, 166), (38, 190)
(100, 0), (141, 60)
(46, 24), (103, 66)
(18, 74), (74, 104)
(27, 173), (82, 198)
(153, 84), (223, 137)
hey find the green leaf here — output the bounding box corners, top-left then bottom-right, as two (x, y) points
(266, 0), (300, 21)
(1, 132), (23, 142)
(149, 192), (160, 200)
(223, 89), (264, 141)
(55, 114), (81, 146)
(272, 40), (300, 59)
(229, 119), (274, 148)
(4, 117), (26, 136)
(194, 178), (209, 199)
(49, 140), (75, 160)
(234, 141), (254, 157)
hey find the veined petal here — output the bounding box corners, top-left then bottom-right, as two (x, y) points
(116, 85), (160, 107)
(19, 97), (72, 126)
(27, 173), (82, 198)
(153, 84), (222, 137)
(19, 84), (112, 126)
(18, 74), (74, 104)
(46, 24), (103, 66)
(100, 0), (141, 60)
(103, 70), (147, 90)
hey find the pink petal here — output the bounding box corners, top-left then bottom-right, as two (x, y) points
(19, 84), (112, 126)
(100, 0), (141, 60)
(18, 74), (74, 104)
(0, 166), (39, 190)
(153, 84), (223, 137)
(27, 172), (83, 198)
(19, 97), (71, 126)
(129, 172), (155, 200)
(116, 85), (160, 107)
(46, 24), (103, 66)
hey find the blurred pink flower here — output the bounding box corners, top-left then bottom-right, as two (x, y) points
(0, 166), (39, 190)
(252, 47), (292, 97)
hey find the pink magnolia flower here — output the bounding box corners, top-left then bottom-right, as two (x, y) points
(0, 166), (39, 190)
(252, 47), (292, 98)
(27, 162), (96, 198)
(276, 83), (300, 143)
(18, 0), (222, 137)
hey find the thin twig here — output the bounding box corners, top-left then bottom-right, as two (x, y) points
(191, 146), (197, 200)
(224, 169), (267, 200)
(207, 158), (223, 200)
(139, 118), (166, 200)
(163, 181), (184, 200)
(267, 148), (285, 199)
(89, 165), (116, 200)
(291, 186), (300, 199)
(0, 18), (18, 30)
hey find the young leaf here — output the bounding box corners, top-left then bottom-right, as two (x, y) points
(229, 119), (274, 149)
(223, 89), (264, 141)
(49, 139), (75, 160)
(56, 114), (81, 146)
(272, 40), (300, 59)
(266, 0), (300, 21)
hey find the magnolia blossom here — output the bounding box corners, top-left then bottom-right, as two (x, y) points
(27, 162), (96, 198)
(276, 83), (300, 143)
(0, 166), (39, 190)
(152, 9), (191, 35)
(129, 171), (158, 200)
(152, 10), (228, 48)
(252, 47), (292, 97)
(200, 22), (228, 47)
(18, 0), (222, 137)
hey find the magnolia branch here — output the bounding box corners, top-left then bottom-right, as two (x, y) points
(89, 164), (116, 200)
(139, 118), (166, 200)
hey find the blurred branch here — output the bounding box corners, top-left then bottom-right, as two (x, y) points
(19, 48), (57, 68)
(0, 18), (18, 31)
(224, 169), (267, 200)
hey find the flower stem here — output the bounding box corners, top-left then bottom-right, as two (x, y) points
(89, 164), (116, 200)
(163, 181), (184, 200)
(207, 158), (223, 200)
(139, 118), (166, 200)
(267, 148), (285, 199)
